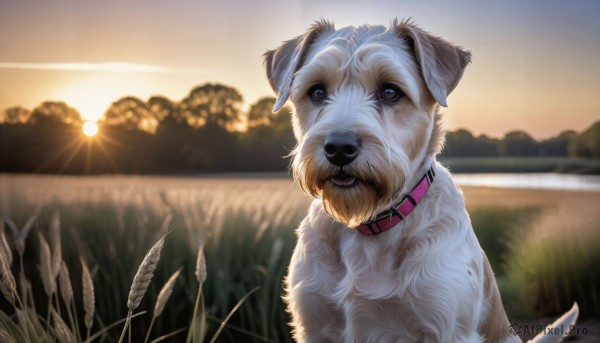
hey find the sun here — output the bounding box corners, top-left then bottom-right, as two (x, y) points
(82, 120), (99, 137)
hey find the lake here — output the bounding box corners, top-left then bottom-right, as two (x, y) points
(452, 173), (600, 191)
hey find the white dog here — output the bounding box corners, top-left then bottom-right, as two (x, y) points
(264, 19), (578, 343)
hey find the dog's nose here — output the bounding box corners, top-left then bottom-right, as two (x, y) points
(323, 134), (360, 166)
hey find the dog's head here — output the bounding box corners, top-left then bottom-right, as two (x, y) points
(264, 20), (470, 228)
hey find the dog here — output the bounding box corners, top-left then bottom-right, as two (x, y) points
(264, 19), (578, 343)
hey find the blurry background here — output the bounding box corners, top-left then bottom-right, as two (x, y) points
(0, 1), (599, 342)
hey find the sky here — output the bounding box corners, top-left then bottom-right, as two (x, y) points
(0, 0), (599, 139)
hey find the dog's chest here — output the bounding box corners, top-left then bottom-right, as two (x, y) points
(318, 221), (483, 341)
(329, 230), (413, 304)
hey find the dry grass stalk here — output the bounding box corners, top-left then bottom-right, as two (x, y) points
(14, 211), (38, 257)
(0, 222), (13, 267)
(80, 257), (95, 331)
(37, 233), (56, 296)
(0, 216), (19, 254)
(268, 238), (284, 271)
(0, 252), (16, 305)
(49, 212), (62, 280)
(0, 215), (17, 233)
(145, 267), (182, 343)
(1, 209), (40, 259)
(51, 309), (73, 343)
(127, 233), (166, 311)
(160, 212), (173, 235)
(121, 233), (168, 343)
(187, 241), (207, 343)
(0, 329), (16, 343)
(18, 270), (30, 306)
(153, 267), (181, 318)
(58, 261), (73, 306)
(194, 242), (206, 284)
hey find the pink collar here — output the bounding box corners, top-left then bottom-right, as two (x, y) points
(356, 163), (436, 236)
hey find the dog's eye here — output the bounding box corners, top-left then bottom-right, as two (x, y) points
(380, 84), (403, 102)
(308, 85), (327, 102)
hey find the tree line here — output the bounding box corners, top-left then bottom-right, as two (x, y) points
(0, 82), (598, 174)
(444, 126), (600, 159)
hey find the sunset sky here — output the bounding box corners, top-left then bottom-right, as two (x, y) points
(0, 0), (598, 139)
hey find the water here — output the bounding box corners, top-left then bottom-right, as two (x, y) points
(452, 173), (600, 191)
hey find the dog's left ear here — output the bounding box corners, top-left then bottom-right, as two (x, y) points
(396, 21), (471, 107)
(264, 20), (334, 112)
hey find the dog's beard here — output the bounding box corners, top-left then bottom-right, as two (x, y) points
(294, 153), (402, 228)
(321, 180), (379, 228)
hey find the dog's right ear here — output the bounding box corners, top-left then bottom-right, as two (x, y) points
(264, 20), (334, 112)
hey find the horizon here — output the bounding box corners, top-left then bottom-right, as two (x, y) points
(1, 0), (599, 140)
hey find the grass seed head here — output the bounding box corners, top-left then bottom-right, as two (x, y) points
(127, 233), (166, 311)
(153, 267), (182, 318)
(59, 261), (73, 306)
(81, 257), (95, 330)
(195, 244), (206, 284)
(0, 254), (16, 305)
(49, 212), (62, 279)
(0, 222), (13, 267)
(52, 309), (73, 343)
(38, 233), (56, 296)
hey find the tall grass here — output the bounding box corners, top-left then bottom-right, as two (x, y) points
(470, 206), (541, 276)
(468, 199), (600, 320)
(0, 175), (308, 342)
(503, 203), (600, 318)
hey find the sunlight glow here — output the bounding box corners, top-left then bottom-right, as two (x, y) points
(55, 74), (187, 122)
(57, 77), (122, 121)
(82, 121), (99, 137)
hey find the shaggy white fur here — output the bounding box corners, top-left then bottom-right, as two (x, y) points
(264, 19), (578, 343)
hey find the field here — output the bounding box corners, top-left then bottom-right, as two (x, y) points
(1, 173), (599, 342)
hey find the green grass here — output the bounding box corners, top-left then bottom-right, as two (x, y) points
(470, 206), (541, 277)
(502, 203), (600, 319)
(0, 174), (599, 342)
(468, 201), (600, 320)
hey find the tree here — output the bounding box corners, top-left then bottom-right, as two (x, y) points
(242, 97), (295, 171)
(29, 101), (82, 126)
(150, 96), (193, 171)
(178, 83), (243, 129)
(148, 96), (173, 122)
(499, 130), (538, 156)
(539, 130), (576, 156)
(103, 96), (158, 133)
(443, 129), (499, 156)
(149, 95), (187, 129)
(570, 121), (600, 159)
(474, 134), (500, 156)
(444, 129), (476, 156)
(246, 97), (292, 132)
(3, 106), (31, 124)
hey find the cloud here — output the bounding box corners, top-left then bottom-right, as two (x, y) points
(0, 62), (213, 74)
